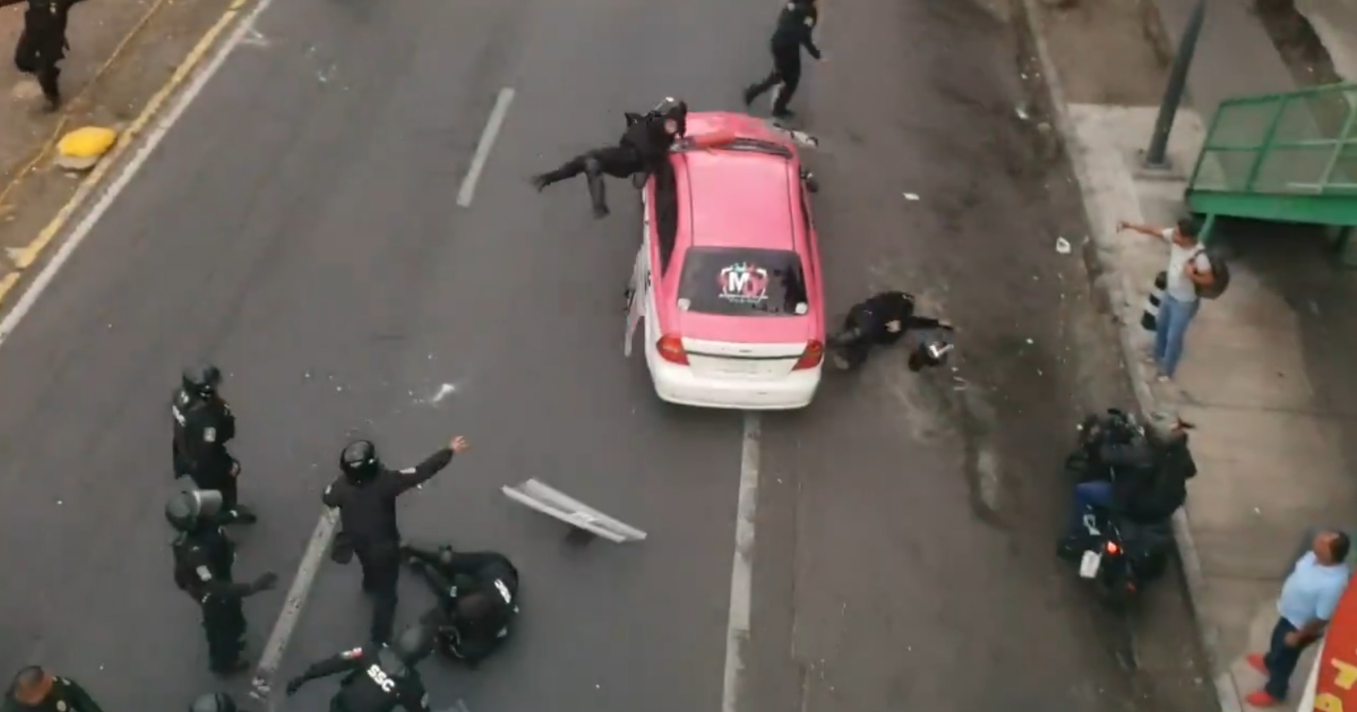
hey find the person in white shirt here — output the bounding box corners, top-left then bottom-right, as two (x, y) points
(1116, 217), (1215, 382)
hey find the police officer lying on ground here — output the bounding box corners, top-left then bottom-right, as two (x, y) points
(827, 291), (954, 371)
(172, 364), (257, 524)
(324, 436), (471, 644)
(742, 0), (821, 120)
(0, 0), (87, 111)
(188, 693), (244, 712)
(167, 489), (279, 674)
(403, 544), (520, 667)
(1062, 417), (1194, 542)
(3, 666), (104, 712)
(531, 98), (690, 219)
(284, 623), (437, 712)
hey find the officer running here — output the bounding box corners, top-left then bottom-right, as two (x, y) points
(742, 0), (822, 120)
(167, 489), (279, 674)
(188, 693), (245, 712)
(828, 291), (954, 371)
(284, 624), (437, 712)
(0, 0), (85, 111)
(403, 543), (520, 667)
(172, 364), (257, 524)
(324, 435), (470, 644)
(2, 666), (104, 712)
(531, 98), (690, 219)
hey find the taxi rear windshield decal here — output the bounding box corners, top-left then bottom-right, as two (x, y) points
(679, 247), (808, 317)
(718, 262), (770, 304)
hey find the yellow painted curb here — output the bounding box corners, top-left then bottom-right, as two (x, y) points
(0, 0), (176, 215)
(6, 0), (256, 280)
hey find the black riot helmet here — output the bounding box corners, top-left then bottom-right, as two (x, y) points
(165, 489), (225, 531)
(189, 693), (237, 712)
(651, 97), (688, 137)
(391, 623), (435, 664)
(907, 337), (954, 373)
(182, 364), (223, 399)
(340, 440), (381, 485)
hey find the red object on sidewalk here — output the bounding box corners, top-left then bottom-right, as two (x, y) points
(1246, 689), (1282, 707)
(1248, 653), (1267, 675)
(1305, 575), (1357, 711)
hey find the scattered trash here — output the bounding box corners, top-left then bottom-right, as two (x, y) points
(1025, 338), (1034, 345)
(1014, 103), (1030, 121)
(1055, 236), (1071, 254)
(902, 192), (921, 201)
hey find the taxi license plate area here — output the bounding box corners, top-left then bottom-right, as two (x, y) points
(1078, 551), (1102, 579)
(689, 355), (786, 377)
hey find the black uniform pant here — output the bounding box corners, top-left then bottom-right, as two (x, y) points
(13, 26), (63, 103)
(201, 594), (247, 671)
(357, 542), (401, 644)
(535, 144), (645, 216)
(746, 45), (802, 115)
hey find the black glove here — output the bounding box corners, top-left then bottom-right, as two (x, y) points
(285, 677), (305, 696)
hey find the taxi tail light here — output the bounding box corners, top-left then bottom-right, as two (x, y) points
(793, 340), (824, 370)
(658, 334), (689, 365)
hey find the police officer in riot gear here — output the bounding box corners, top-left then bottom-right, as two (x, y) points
(324, 435), (471, 644)
(403, 544), (520, 666)
(167, 489), (279, 674)
(530, 98), (690, 218)
(743, 0), (822, 119)
(828, 291), (954, 372)
(172, 364), (257, 524)
(283, 623), (436, 712)
(0, 0), (87, 111)
(3, 666), (105, 712)
(188, 693), (242, 712)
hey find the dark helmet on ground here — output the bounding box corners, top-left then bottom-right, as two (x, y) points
(907, 338), (954, 372)
(189, 693), (237, 712)
(165, 489), (225, 531)
(391, 623), (435, 664)
(340, 440), (381, 485)
(182, 364), (223, 398)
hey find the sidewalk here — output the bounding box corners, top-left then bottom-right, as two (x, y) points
(1021, 0), (1357, 711)
(0, 0), (239, 292)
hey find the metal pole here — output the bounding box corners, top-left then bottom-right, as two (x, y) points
(1144, 0), (1207, 169)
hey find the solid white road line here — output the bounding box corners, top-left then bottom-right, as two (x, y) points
(722, 412), (761, 712)
(251, 508), (339, 699)
(456, 87), (516, 208)
(0, 0), (279, 347)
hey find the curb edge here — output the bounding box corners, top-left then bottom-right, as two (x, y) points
(1012, 1), (1244, 711)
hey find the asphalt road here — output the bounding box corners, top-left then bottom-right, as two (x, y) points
(0, 0), (1213, 710)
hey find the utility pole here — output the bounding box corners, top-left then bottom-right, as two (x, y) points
(1144, 0), (1207, 169)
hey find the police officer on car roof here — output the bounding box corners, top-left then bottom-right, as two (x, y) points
(404, 543), (520, 667)
(531, 98), (689, 219)
(1, 666), (104, 712)
(743, 0), (822, 120)
(172, 364), (257, 525)
(284, 623), (436, 712)
(324, 435), (471, 644)
(188, 693), (244, 712)
(167, 489), (279, 674)
(0, 0), (87, 112)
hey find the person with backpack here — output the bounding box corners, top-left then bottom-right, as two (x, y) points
(1116, 216), (1229, 382)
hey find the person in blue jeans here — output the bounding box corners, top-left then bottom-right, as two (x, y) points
(1245, 530), (1351, 707)
(1116, 217), (1215, 382)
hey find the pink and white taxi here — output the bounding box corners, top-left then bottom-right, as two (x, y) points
(623, 111), (825, 410)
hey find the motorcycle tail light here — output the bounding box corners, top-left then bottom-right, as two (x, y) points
(1105, 541), (1121, 555)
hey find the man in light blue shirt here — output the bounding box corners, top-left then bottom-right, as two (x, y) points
(1245, 529), (1352, 707)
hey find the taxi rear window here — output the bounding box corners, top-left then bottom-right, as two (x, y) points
(677, 247), (809, 317)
